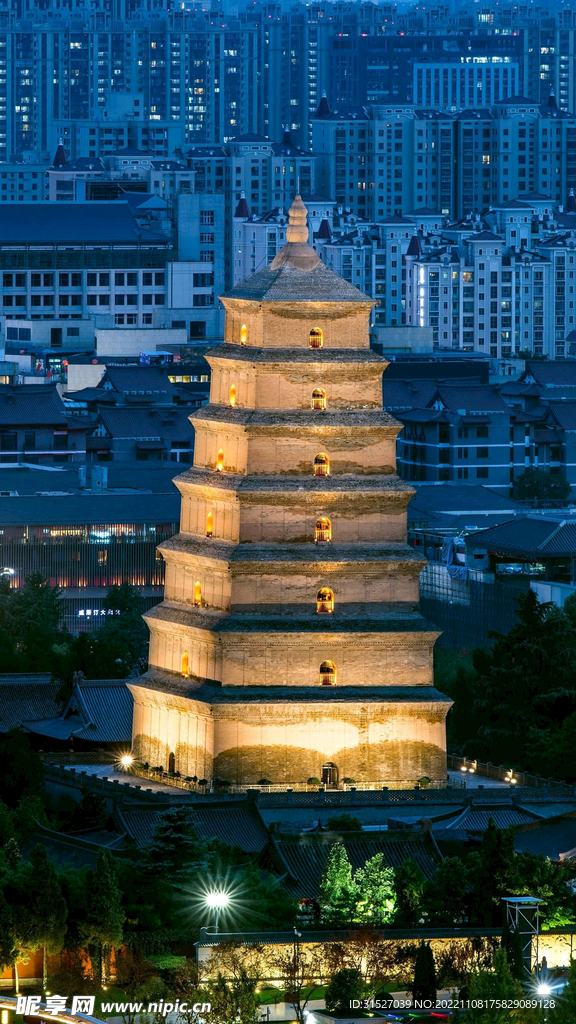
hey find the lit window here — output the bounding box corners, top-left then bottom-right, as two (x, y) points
(240, 323), (247, 345)
(216, 448), (224, 472)
(314, 453), (330, 477)
(317, 587), (334, 614)
(206, 511), (213, 537)
(319, 660), (336, 686)
(309, 327), (323, 349)
(194, 581), (201, 606)
(182, 652), (189, 678)
(229, 384), (236, 407)
(315, 516), (331, 542)
(312, 388), (326, 411)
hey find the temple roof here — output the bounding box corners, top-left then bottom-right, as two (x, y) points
(224, 195), (371, 304)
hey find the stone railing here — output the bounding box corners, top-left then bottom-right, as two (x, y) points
(448, 754), (575, 793)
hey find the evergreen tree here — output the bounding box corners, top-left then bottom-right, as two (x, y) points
(0, 890), (15, 973)
(452, 949), (540, 1023)
(500, 921), (525, 982)
(548, 957), (576, 1023)
(148, 807), (205, 877)
(424, 856), (469, 926)
(412, 941), (437, 1006)
(319, 843), (358, 926)
(354, 853), (396, 925)
(325, 968), (366, 1014)
(84, 849), (125, 984)
(468, 820), (516, 926)
(393, 858), (426, 925)
(28, 845), (68, 988)
(0, 731), (44, 808)
(82, 583), (148, 679)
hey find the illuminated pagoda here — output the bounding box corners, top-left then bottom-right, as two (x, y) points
(129, 196), (450, 787)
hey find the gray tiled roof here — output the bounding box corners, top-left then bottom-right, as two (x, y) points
(464, 516), (576, 557)
(118, 800), (270, 854)
(23, 679), (133, 743)
(0, 385), (72, 426)
(274, 830), (441, 897)
(521, 361), (576, 388)
(224, 258), (372, 303)
(514, 816), (576, 858)
(96, 406), (193, 441)
(0, 674), (59, 732)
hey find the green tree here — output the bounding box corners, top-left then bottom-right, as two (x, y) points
(500, 921), (525, 983)
(439, 591), (576, 774)
(0, 889), (15, 973)
(393, 858), (426, 926)
(84, 849), (125, 984)
(200, 970), (260, 1024)
(513, 468), (571, 501)
(354, 854), (396, 925)
(27, 845), (67, 989)
(325, 967), (366, 1014)
(412, 941), (437, 1006)
(148, 807), (205, 879)
(81, 583), (148, 679)
(0, 731), (43, 808)
(468, 821), (517, 926)
(424, 856), (469, 926)
(319, 843), (358, 926)
(548, 957), (576, 1023)
(453, 949), (540, 1023)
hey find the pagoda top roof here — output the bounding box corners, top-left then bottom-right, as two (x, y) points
(224, 195), (372, 305)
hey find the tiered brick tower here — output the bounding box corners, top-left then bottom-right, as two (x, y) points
(129, 197), (450, 786)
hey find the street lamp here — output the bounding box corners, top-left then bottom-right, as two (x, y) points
(119, 754), (134, 769)
(205, 891), (230, 933)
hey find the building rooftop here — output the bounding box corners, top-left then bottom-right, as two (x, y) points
(0, 492), (180, 526)
(0, 385), (75, 426)
(0, 674), (59, 733)
(225, 196), (371, 305)
(23, 679), (133, 744)
(0, 202), (169, 246)
(464, 516), (576, 558)
(271, 829), (441, 898)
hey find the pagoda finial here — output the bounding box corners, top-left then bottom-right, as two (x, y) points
(286, 194), (308, 244)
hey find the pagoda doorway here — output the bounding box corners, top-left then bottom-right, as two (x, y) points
(322, 762), (338, 788)
(168, 751), (176, 774)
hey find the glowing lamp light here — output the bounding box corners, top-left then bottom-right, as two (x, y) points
(205, 890), (230, 933)
(205, 891), (230, 910)
(537, 983), (552, 996)
(120, 754), (134, 767)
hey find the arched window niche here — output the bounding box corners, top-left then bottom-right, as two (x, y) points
(181, 652), (189, 678)
(319, 660), (336, 686)
(314, 453), (330, 478)
(206, 512), (213, 537)
(315, 516), (331, 543)
(229, 384), (236, 407)
(193, 581), (202, 606)
(312, 388), (326, 411)
(317, 587), (334, 614)
(309, 327), (323, 349)
(216, 448), (224, 472)
(240, 323), (247, 345)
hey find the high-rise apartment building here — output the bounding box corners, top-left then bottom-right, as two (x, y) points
(313, 98), (576, 221)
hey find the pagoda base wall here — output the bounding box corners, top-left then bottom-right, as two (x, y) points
(129, 684), (449, 784)
(212, 701), (449, 784)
